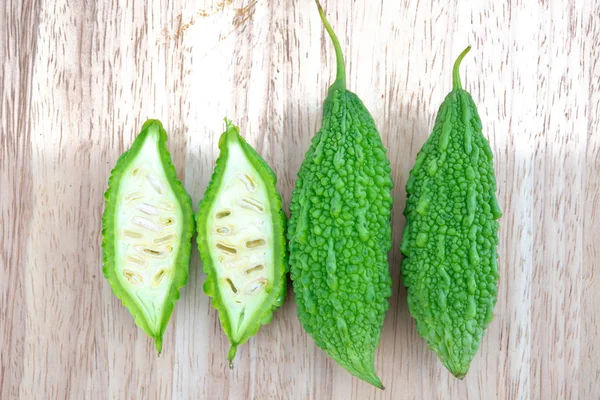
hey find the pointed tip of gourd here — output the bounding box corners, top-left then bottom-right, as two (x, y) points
(453, 371), (467, 380)
(361, 372), (385, 390)
(315, 0), (346, 93)
(452, 45), (472, 90)
(221, 117), (240, 145)
(154, 336), (163, 355)
(141, 118), (164, 132)
(227, 344), (238, 369)
(449, 363), (469, 380)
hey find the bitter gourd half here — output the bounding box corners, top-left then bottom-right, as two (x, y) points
(102, 119), (194, 353)
(400, 47), (502, 378)
(287, 1), (393, 389)
(196, 119), (287, 367)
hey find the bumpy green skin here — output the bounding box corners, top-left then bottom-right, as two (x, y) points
(102, 119), (194, 353)
(196, 120), (288, 366)
(401, 50), (502, 379)
(288, 4), (393, 389)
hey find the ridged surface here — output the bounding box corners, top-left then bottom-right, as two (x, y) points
(401, 87), (501, 378)
(288, 89), (394, 388)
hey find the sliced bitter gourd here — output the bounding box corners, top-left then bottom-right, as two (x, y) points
(102, 119), (194, 353)
(196, 119), (287, 367)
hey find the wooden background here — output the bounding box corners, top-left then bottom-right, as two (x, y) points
(2, 0), (599, 398)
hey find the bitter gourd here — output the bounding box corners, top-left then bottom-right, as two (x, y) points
(400, 47), (502, 379)
(287, 1), (393, 389)
(102, 119), (194, 353)
(196, 119), (287, 367)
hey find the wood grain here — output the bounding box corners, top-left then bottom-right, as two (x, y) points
(1, 0), (600, 398)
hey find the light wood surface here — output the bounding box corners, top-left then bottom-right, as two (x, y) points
(2, 0), (600, 399)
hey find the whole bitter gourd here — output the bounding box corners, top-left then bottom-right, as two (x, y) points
(287, 1), (393, 389)
(400, 47), (502, 379)
(102, 119), (194, 353)
(196, 119), (287, 367)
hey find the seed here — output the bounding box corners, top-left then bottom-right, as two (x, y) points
(136, 203), (159, 215)
(159, 216), (174, 226)
(216, 243), (237, 254)
(124, 191), (144, 204)
(131, 217), (160, 232)
(239, 197), (264, 213)
(146, 174), (164, 194)
(245, 278), (267, 295)
(153, 269), (167, 286)
(226, 278), (238, 293)
(215, 226), (233, 235)
(239, 173), (257, 192)
(136, 245), (172, 258)
(245, 264), (264, 274)
(123, 269), (143, 285)
(246, 238), (266, 249)
(126, 255), (148, 268)
(122, 230), (143, 239)
(216, 210), (231, 219)
(154, 234), (176, 245)
(156, 201), (175, 211)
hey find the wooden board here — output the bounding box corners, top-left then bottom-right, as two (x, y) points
(1, 0), (599, 398)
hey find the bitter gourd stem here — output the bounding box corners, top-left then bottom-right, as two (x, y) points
(315, 0), (346, 92)
(452, 45), (471, 90)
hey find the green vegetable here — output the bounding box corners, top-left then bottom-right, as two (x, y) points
(287, 1), (393, 389)
(400, 46), (502, 379)
(196, 119), (287, 367)
(102, 119), (194, 353)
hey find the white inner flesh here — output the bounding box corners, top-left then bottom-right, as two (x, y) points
(115, 127), (183, 332)
(207, 140), (274, 342)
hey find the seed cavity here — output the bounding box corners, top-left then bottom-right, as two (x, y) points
(123, 269), (143, 285)
(226, 278), (238, 294)
(215, 210), (231, 219)
(146, 174), (164, 194)
(154, 234), (176, 245)
(245, 264), (264, 274)
(132, 167), (140, 176)
(246, 238), (266, 249)
(245, 278), (268, 295)
(239, 173), (257, 192)
(239, 197), (264, 213)
(159, 216), (175, 226)
(124, 191), (144, 204)
(216, 242), (237, 254)
(136, 203), (159, 215)
(126, 255), (148, 268)
(122, 230), (143, 239)
(131, 217), (160, 232)
(153, 269), (167, 286)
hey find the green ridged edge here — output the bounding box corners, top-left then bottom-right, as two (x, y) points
(102, 119), (194, 354)
(196, 118), (288, 367)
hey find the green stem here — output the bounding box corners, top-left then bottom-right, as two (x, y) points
(315, 0), (346, 92)
(452, 45), (471, 90)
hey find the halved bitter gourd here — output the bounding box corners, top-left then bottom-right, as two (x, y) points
(102, 119), (194, 353)
(196, 119), (287, 367)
